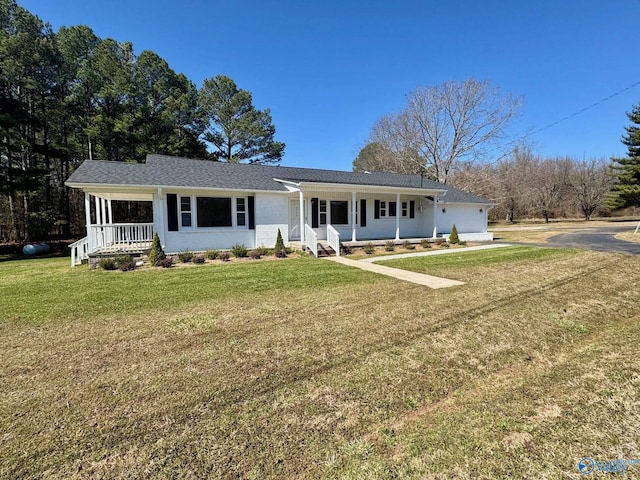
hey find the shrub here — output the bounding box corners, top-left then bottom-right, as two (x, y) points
(459, 240), (468, 246)
(385, 241), (395, 252)
(363, 243), (375, 255)
(341, 245), (352, 255)
(440, 242), (451, 248)
(231, 244), (248, 258)
(249, 250), (262, 260)
(420, 239), (432, 249)
(177, 249), (194, 263)
(99, 258), (117, 270)
(219, 251), (231, 262)
(114, 255), (133, 267)
(449, 224), (460, 244)
(274, 228), (286, 254)
(254, 246), (270, 256)
(119, 261), (137, 271)
(275, 249), (287, 258)
(192, 255), (205, 264)
(205, 249), (219, 260)
(156, 257), (173, 268)
(148, 232), (165, 266)
(402, 240), (416, 250)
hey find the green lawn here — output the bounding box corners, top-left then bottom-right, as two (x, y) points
(1, 249), (639, 479)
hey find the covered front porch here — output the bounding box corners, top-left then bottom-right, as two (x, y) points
(282, 181), (445, 258)
(70, 191), (155, 266)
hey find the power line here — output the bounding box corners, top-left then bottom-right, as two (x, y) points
(529, 79), (640, 137)
(487, 79), (640, 164)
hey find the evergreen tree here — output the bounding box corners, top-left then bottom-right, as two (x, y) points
(449, 224), (460, 244)
(608, 103), (640, 209)
(199, 75), (285, 164)
(274, 228), (285, 253)
(148, 232), (165, 266)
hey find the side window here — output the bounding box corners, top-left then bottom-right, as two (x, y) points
(236, 198), (246, 226)
(319, 200), (327, 225)
(380, 201), (387, 217)
(402, 202), (408, 217)
(180, 196), (192, 227)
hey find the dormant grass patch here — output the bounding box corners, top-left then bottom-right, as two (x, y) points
(1, 248), (639, 478)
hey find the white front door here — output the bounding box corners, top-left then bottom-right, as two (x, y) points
(289, 199), (300, 240)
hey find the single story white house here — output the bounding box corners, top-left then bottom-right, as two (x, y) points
(65, 154), (494, 265)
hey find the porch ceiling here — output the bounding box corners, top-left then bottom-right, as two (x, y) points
(86, 190), (154, 201)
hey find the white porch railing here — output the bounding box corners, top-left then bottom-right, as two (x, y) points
(304, 223), (318, 257)
(70, 236), (89, 266)
(327, 224), (340, 257)
(90, 223), (154, 251)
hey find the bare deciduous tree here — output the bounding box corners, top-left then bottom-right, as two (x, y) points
(364, 79), (522, 184)
(569, 158), (612, 221)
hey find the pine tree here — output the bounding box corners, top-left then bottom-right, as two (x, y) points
(608, 103), (640, 209)
(148, 232), (165, 266)
(449, 224), (460, 244)
(274, 228), (286, 254)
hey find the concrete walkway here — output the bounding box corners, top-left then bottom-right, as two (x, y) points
(327, 243), (512, 289)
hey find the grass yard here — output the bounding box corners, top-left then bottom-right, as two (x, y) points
(1, 248), (639, 478)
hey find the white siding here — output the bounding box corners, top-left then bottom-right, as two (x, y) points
(255, 193), (289, 247)
(436, 204), (487, 234)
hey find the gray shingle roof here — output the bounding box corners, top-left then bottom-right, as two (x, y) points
(66, 154), (492, 204)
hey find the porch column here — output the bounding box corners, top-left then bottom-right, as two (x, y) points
(94, 196), (101, 225)
(351, 191), (357, 242)
(100, 198), (107, 227)
(299, 189), (305, 246)
(85, 192), (93, 251)
(395, 193), (400, 240)
(156, 188), (165, 247)
(484, 207), (488, 233)
(107, 199), (113, 224)
(432, 196), (438, 238)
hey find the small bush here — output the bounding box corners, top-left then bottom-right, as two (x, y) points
(275, 249), (287, 258)
(219, 251), (231, 262)
(449, 224), (460, 244)
(402, 240), (416, 250)
(254, 246), (270, 256)
(156, 257), (173, 268)
(341, 245), (352, 255)
(148, 232), (165, 266)
(284, 247), (294, 254)
(205, 249), (219, 260)
(249, 250), (262, 260)
(440, 242), (451, 248)
(99, 258), (117, 270)
(420, 239), (432, 249)
(385, 241), (395, 252)
(363, 243), (375, 255)
(119, 261), (136, 271)
(274, 228), (286, 254)
(114, 255), (133, 267)
(177, 249), (193, 263)
(459, 240), (468, 246)
(231, 244), (248, 258)
(192, 255), (205, 264)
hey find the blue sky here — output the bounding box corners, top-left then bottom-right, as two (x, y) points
(20, 0), (640, 170)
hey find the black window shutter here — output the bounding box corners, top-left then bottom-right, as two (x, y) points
(167, 194), (178, 231)
(311, 197), (319, 228)
(374, 200), (380, 219)
(248, 196), (255, 230)
(360, 199), (367, 227)
(409, 200), (415, 219)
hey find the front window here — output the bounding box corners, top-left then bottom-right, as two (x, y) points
(180, 196), (192, 227)
(402, 202), (408, 217)
(330, 200), (348, 225)
(236, 198), (246, 226)
(380, 201), (387, 217)
(319, 200), (327, 225)
(197, 197), (232, 227)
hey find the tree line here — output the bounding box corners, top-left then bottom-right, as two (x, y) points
(354, 79), (640, 222)
(0, 0), (284, 242)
